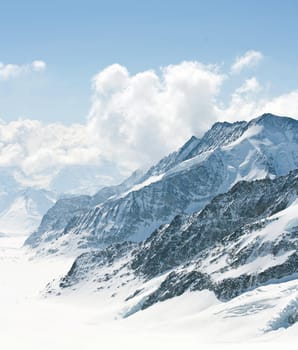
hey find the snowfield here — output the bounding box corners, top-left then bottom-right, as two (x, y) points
(0, 233), (297, 350)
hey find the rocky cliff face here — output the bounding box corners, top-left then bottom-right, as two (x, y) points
(24, 169), (144, 250)
(49, 169), (298, 321)
(135, 173), (298, 309)
(26, 114), (298, 254)
(132, 169), (298, 278)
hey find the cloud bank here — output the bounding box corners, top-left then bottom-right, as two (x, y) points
(0, 119), (100, 188)
(87, 57), (298, 171)
(87, 62), (224, 169)
(1, 51), (298, 190)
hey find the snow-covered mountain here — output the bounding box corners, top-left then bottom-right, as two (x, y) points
(1, 113), (297, 343)
(0, 188), (56, 236)
(0, 170), (56, 235)
(49, 169), (298, 329)
(25, 169), (144, 250)
(26, 113), (298, 255)
(0, 162), (127, 236)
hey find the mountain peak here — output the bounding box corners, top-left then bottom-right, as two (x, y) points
(184, 135), (199, 145)
(177, 135), (200, 156)
(26, 112), (298, 254)
(211, 120), (233, 129)
(251, 113), (298, 128)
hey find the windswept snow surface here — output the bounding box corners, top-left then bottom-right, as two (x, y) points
(0, 233), (297, 349)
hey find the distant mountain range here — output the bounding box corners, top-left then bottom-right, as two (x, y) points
(0, 163), (125, 236)
(0, 171), (56, 235)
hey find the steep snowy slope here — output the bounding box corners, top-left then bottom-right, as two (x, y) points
(0, 164), (123, 236)
(50, 170), (298, 329)
(0, 231), (297, 349)
(0, 184), (56, 236)
(26, 114), (298, 254)
(0, 169), (56, 235)
(25, 169), (144, 249)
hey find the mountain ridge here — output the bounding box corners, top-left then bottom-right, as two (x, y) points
(26, 113), (298, 255)
(49, 169), (298, 325)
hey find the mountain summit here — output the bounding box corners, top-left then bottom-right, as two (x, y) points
(26, 114), (298, 255)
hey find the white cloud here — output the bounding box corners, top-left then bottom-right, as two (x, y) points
(231, 50), (263, 74)
(0, 63), (24, 80)
(87, 61), (224, 169)
(87, 60), (298, 171)
(1, 56), (298, 191)
(219, 88), (298, 123)
(0, 119), (101, 188)
(0, 60), (46, 80)
(235, 77), (261, 94)
(258, 91), (298, 118)
(31, 60), (46, 72)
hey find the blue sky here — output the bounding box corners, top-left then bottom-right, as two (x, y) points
(1, 0), (298, 189)
(1, 0), (298, 123)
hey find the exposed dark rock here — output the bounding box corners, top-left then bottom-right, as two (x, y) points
(132, 170), (298, 278)
(141, 270), (213, 310)
(59, 241), (135, 288)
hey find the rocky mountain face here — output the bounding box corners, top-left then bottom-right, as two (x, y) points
(24, 169), (144, 249)
(51, 169), (298, 323)
(0, 163), (126, 237)
(26, 113), (298, 255)
(132, 169), (298, 278)
(132, 169), (298, 308)
(34, 113), (298, 331)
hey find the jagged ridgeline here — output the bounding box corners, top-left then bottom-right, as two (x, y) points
(54, 169), (298, 319)
(25, 113), (298, 255)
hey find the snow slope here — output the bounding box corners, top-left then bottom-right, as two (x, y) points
(0, 188), (56, 236)
(26, 114), (298, 254)
(42, 169), (296, 332)
(0, 233), (297, 350)
(0, 163), (126, 237)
